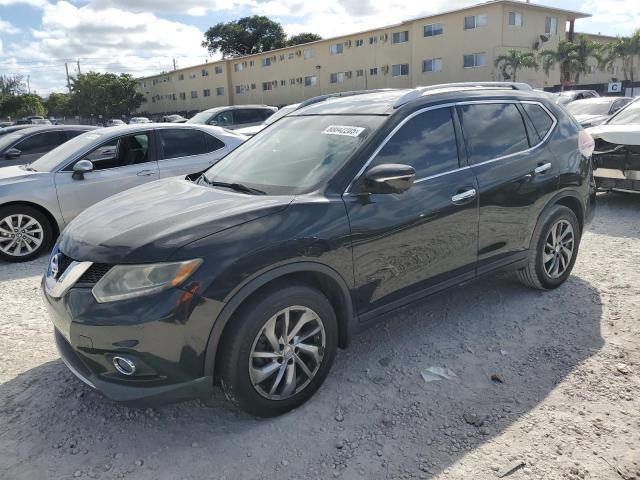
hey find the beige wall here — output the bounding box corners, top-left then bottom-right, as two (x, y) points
(137, 2), (600, 115)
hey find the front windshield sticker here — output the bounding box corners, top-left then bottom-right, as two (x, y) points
(321, 125), (366, 137)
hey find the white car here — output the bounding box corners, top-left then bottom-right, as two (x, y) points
(235, 103), (301, 136)
(129, 117), (151, 124)
(566, 97), (633, 128)
(106, 119), (126, 127)
(0, 124), (246, 261)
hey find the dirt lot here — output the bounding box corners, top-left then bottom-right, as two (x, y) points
(0, 192), (638, 480)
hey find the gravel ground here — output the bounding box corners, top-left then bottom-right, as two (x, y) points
(0, 192), (639, 480)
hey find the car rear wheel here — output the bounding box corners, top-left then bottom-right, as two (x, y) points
(217, 283), (338, 417)
(517, 205), (581, 290)
(0, 205), (52, 262)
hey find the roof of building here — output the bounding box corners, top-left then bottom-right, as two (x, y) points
(138, 0), (591, 81)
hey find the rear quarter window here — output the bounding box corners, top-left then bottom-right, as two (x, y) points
(522, 103), (554, 140)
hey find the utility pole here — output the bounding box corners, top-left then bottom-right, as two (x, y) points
(65, 62), (72, 93)
(76, 59), (81, 75)
(27, 75), (31, 94)
(173, 58), (177, 70)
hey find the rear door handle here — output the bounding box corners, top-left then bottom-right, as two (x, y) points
(534, 163), (552, 174)
(136, 169), (155, 177)
(451, 188), (477, 204)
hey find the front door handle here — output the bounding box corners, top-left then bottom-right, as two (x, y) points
(451, 188), (477, 204)
(136, 169), (155, 177)
(534, 162), (552, 174)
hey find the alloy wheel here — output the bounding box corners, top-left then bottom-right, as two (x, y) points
(0, 214), (44, 257)
(249, 305), (326, 400)
(542, 219), (574, 279)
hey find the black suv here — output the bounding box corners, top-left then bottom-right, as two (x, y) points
(42, 83), (596, 417)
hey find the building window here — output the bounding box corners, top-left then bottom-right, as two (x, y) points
(178, 74), (184, 81)
(463, 52), (487, 68)
(189, 73), (197, 79)
(235, 85), (244, 95)
(280, 80), (286, 86)
(508, 12), (523, 27)
(303, 48), (315, 59)
(369, 36), (377, 45)
(202, 69), (209, 77)
(191, 90), (198, 98)
(203, 89), (211, 97)
(234, 63), (244, 72)
(216, 87), (224, 96)
(249, 60), (255, 67)
(251, 83), (256, 90)
(279, 54), (285, 61)
(330, 43), (344, 54)
(464, 14), (487, 30)
(391, 63), (409, 76)
(356, 69), (364, 77)
(392, 31), (409, 44)
(422, 58), (443, 73)
(179, 92), (186, 100)
(288, 52), (295, 59)
(369, 67), (378, 76)
(215, 65), (223, 74)
(304, 75), (317, 86)
(329, 72), (345, 84)
(355, 39), (364, 47)
(423, 23), (444, 37)
(545, 16), (557, 34)
(262, 82), (272, 91)
(262, 57), (271, 67)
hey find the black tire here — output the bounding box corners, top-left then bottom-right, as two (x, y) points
(517, 205), (581, 290)
(217, 282), (338, 417)
(0, 205), (53, 262)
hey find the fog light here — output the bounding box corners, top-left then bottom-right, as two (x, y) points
(113, 356), (136, 376)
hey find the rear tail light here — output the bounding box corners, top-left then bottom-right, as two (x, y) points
(578, 129), (595, 157)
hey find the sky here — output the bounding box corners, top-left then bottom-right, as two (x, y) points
(0, 0), (638, 96)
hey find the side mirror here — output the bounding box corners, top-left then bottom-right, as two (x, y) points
(363, 163), (415, 194)
(72, 159), (94, 180)
(209, 121), (219, 126)
(5, 148), (21, 160)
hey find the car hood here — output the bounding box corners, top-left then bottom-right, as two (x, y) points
(574, 114), (608, 126)
(586, 124), (640, 146)
(0, 165), (45, 185)
(58, 177), (294, 263)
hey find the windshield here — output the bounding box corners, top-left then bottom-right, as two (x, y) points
(30, 131), (104, 172)
(0, 133), (25, 152)
(608, 100), (640, 125)
(567, 101), (612, 116)
(187, 111), (215, 124)
(264, 104), (299, 126)
(202, 115), (385, 195)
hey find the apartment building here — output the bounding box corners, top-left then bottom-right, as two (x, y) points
(138, 0), (596, 115)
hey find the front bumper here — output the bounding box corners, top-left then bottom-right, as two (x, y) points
(594, 168), (640, 192)
(42, 277), (221, 405)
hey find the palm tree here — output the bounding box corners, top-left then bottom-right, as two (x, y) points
(540, 40), (577, 89)
(572, 34), (604, 84)
(600, 29), (640, 82)
(493, 49), (538, 82)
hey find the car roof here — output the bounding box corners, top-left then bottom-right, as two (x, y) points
(200, 104), (276, 114)
(7, 125), (98, 134)
(96, 122), (241, 137)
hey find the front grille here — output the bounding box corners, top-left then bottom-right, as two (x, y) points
(77, 263), (113, 284)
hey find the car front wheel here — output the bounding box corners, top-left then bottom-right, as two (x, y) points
(0, 205), (53, 262)
(217, 283), (338, 417)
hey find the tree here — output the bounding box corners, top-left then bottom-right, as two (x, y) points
(46, 92), (72, 118)
(69, 72), (143, 118)
(202, 16), (287, 58)
(0, 94), (46, 119)
(601, 29), (640, 82)
(0, 74), (26, 96)
(540, 40), (579, 89)
(572, 34), (603, 84)
(494, 49), (538, 82)
(287, 33), (322, 46)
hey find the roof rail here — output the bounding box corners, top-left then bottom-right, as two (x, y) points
(298, 89), (395, 109)
(393, 82), (533, 108)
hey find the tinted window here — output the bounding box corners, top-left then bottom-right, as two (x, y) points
(234, 109), (264, 124)
(522, 103), (554, 140)
(458, 103), (530, 164)
(64, 130), (88, 141)
(213, 111), (233, 126)
(159, 129), (207, 159)
(258, 109), (274, 121)
(205, 134), (225, 152)
(79, 133), (150, 171)
(15, 131), (64, 154)
(371, 108), (459, 178)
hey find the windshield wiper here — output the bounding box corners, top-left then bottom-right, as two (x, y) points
(200, 176), (266, 195)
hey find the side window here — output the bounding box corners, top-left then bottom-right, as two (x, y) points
(370, 107), (459, 178)
(522, 103), (554, 140)
(159, 129), (207, 159)
(205, 134), (225, 152)
(235, 109), (263, 124)
(458, 103), (530, 164)
(258, 109), (274, 121)
(14, 131), (64, 154)
(213, 111), (233, 126)
(64, 130), (87, 141)
(81, 133), (150, 171)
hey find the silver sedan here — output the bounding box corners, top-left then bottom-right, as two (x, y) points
(0, 123), (246, 262)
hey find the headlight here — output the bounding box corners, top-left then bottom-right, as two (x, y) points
(92, 259), (202, 303)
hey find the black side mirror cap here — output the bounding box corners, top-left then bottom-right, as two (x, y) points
(362, 163), (416, 194)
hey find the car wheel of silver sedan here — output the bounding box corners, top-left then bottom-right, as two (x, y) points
(0, 205), (53, 262)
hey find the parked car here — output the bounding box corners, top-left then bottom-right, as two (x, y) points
(588, 98), (640, 193)
(235, 103), (300, 136)
(129, 117), (151, 124)
(566, 96), (633, 128)
(41, 83), (595, 417)
(187, 105), (277, 130)
(554, 90), (599, 105)
(0, 121), (14, 128)
(0, 125), (98, 168)
(0, 124), (37, 137)
(105, 119), (126, 127)
(0, 124), (246, 261)
(31, 118), (52, 125)
(162, 114), (188, 123)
